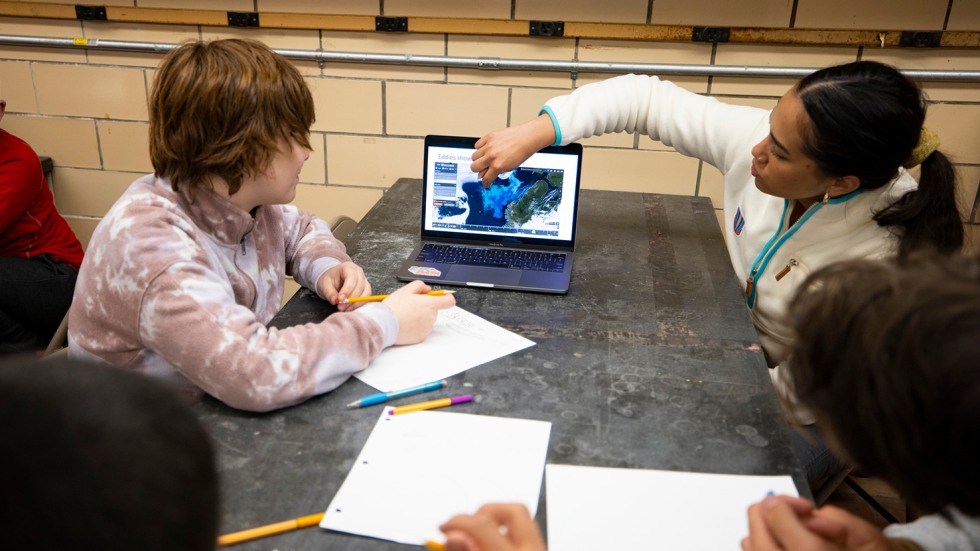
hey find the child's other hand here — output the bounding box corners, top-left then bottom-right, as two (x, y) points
(382, 281), (455, 345)
(742, 495), (894, 551)
(438, 503), (546, 551)
(317, 261), (370, 311)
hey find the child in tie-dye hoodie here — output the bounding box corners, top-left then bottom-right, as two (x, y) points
(68, 39), (455, 412)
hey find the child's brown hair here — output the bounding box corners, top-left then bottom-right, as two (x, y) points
(149, 38), (315, 196)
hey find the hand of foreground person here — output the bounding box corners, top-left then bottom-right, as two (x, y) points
(742, 494), (901, 551)
(439, 504), (547, 551)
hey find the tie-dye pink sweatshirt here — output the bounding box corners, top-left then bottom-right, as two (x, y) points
(68, 174), (397, 411)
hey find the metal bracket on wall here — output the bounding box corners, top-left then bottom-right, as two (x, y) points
(74, 5), (106, 21)
(692, 26), (730, 43)
(529, 21), (565, 37)
(376, 16), (408, 32)
(899, 31), (942, 48)
(227, 12), (259, 28)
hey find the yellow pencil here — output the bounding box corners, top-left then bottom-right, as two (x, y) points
(217, 512), (324, 546)
(341, 290), (456, 304)
(425, 540), (447, 551)
(389, 394), (474, 415)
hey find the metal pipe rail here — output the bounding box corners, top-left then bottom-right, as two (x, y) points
(3, 34), (979, 82)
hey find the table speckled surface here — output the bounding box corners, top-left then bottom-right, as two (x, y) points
(196, 179), (807, 550)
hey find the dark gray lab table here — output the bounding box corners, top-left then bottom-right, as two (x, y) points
(195, 178), (807, 550)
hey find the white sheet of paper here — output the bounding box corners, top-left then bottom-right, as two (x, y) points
(546, 464), (798, 551)
(321, 408), (552, 545)
(354, 306), (535, 391)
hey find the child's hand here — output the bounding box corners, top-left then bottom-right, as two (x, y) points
(382, 281), (455, 345)
(317, 261), (370, 311)
(742, 495), (894, 551)
(438, 503), (546, 551)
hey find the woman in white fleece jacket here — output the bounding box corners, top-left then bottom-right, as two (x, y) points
(470, 61), (964, 492)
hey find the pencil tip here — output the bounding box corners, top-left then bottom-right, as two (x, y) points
(345, 401), (359, 409)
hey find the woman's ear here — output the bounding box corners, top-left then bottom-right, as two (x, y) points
(828, 175), (860, 198)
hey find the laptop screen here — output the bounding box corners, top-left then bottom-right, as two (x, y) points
(421, 135), (583, 247)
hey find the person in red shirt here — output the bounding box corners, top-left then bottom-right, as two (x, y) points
(0, 98), (84, 353)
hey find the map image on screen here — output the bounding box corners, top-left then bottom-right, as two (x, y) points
(430, 167), (565, 237)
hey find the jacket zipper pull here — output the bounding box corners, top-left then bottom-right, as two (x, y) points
(745, 276), (754, 298)
(774, 258), (798, 282)
(240, 217), (256, 256)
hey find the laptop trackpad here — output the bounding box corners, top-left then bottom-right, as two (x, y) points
(447, 265), (522, 286)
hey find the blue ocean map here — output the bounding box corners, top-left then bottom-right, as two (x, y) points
(433, 167), (564, 235)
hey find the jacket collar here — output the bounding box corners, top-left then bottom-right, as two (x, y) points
(173, 183), (257, 245)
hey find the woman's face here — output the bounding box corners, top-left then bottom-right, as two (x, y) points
(750, 89), (836, 205)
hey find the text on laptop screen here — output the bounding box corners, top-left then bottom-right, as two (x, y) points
(423, 145), (579, 242)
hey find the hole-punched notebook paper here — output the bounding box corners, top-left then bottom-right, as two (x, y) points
(321, 407), (552, 545)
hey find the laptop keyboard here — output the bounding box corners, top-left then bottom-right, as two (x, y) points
(416, 243), (566, 272)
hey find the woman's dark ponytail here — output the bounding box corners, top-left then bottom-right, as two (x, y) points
(874, 149), (964, 256)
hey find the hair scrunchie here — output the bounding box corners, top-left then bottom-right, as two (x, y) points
(902, 127), (940, 168)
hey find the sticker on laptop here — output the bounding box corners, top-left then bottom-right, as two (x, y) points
(408, 266), (442, 277)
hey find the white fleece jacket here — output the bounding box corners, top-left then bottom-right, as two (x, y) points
(543, 74), (916, 423)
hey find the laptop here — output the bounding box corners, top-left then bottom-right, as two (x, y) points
(396, 135), (583, 294)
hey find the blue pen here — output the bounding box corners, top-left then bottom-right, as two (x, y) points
(345, 380), (447, 409)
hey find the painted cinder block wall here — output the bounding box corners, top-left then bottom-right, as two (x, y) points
(1, 0), (978, 261)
